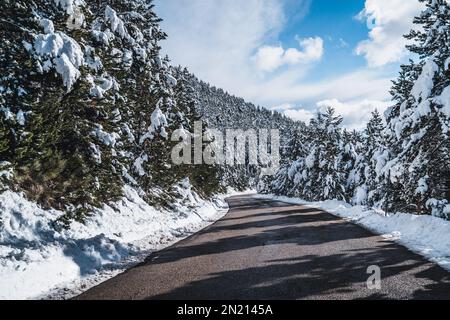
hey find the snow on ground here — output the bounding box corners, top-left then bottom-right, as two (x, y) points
(257, 195), (450, 272)
(0, 183), (247, 300)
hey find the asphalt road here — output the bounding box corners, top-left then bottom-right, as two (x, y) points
(76, 195), (450, 300)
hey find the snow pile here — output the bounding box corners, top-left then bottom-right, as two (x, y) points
(435, 85), (450, 119)
(105, 6), (129, 39)
(133, 155), (148, 177)
(139, 105), (169, 143)
(53, 0), (83, 16)
(39, 19), (55, 34)
(166, 74), (178, 87)
(0, 162), (13, 180)
(87, 75), (117, 99)
(0, 184), (234, 300)
(31, 31), (84, 89)
(411, 57), (438, 103)
(91, 30), (111, 46)
(91, 124), (120, 148)
(257, 195), (450, 271)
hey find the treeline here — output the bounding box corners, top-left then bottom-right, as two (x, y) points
(1, 0), (448, 222)
(0, 0), (292, 222)
(174, 70), (298, 190)
(263, 0), (450, 219)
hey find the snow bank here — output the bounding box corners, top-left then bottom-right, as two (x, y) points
(0, 185), (237, 300)
(257, 195), (450, 271)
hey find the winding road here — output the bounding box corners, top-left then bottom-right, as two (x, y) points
(76, 195), (450, 300)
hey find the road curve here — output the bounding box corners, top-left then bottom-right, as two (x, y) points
(76, 195), (450, 300)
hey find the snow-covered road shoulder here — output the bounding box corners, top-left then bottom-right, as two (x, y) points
(257, 195), (450, 272)
(0, 185), (246, 300)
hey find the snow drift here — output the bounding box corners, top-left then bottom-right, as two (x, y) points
(0, 183), (234, 300)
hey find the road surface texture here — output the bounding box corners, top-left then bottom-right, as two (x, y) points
(76, 195), (450, 300)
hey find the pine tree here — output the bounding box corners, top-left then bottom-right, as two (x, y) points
(0, 0), (108, 216)
(381, 0), (450, 217)
(341, 129), (362, 204)
(270, 125), (308, 196)
(0, 0), (310, 222)
(0, 0), (181, 218)
(364, 110), (385, 204)
(172, 67), (223, 198)
(308, 107), (346, 201)
(347, 111), (384, 205)
(272, 107), (345, 201)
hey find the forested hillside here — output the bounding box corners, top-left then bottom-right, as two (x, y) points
(173, 69), (300, 190)
(0, 0), (294, 224)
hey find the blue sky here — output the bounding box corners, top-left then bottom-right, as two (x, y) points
(155, 0), (424, 129)
(277, 0), (368, 80)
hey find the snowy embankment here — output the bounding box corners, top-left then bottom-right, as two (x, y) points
(257, 195), (450, 272)
(0, 185), (244, 300)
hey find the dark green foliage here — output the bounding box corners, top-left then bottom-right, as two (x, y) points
(172, 68), (224, 198)
(381, 0), (450, 216)
(0, 0), (174, 219)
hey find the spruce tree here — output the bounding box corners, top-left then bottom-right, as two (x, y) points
(172, 67), (223, 198)
(364, 110), (385, 205)
(347, 111), (384, 205)
(309, 107), (346, 201)
(381, 0), (450, 217)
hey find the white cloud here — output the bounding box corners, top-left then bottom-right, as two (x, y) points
(283, 108), (315, 123)
(279, 98), (389, 130)
(316, 98), (390, 130)
(271, 103), (295, 111)
(156, 0), (338, 107)
(356, 0), (423, 67)
(252, 46), (286, 72)
(253, 36), (324, 72)
(155, 0), (285, 92)
(271, 103), (314, 123)
(155, 0), (397, 129)
(242, 68), (393, 108)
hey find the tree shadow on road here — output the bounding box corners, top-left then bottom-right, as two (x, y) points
(144, 208), (370, 266)
(146, 244), (450, 300)
(137, 199), (450, 300)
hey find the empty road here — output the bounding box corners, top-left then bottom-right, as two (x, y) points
(76, 195), (450, 300)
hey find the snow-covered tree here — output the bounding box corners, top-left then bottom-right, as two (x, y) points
(269, 125), (309, 196)
(0, 0), (191, 218)
(341, 129), (362, 204)
(0, 0), (127, 219)
(1, 0), (299, 221)
(379, 0), (450, 217)
(269, 107), (346, 201)
(347, 111), (384, 205)
(306, 107), (346, 201)
(172, 67), (223, 198)
(187, 75), (297, 191)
